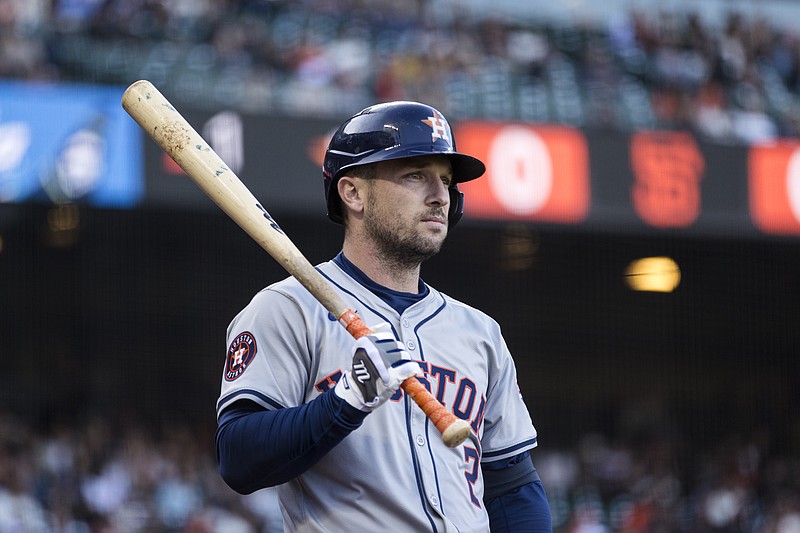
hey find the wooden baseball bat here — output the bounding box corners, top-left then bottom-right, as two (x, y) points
(121, 80), (470, 448)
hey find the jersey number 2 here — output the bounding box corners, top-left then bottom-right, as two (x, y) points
(464, 447), (481, 508)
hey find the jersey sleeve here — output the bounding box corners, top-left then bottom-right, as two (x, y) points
(480, 322), (539, 463)
(216, 285), (315, 417)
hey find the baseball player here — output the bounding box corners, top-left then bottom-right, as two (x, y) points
(215, 101), (552, 532)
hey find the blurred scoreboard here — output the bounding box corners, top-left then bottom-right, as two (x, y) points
(3, 80), (800, 239)
(0, 81), (143, 208)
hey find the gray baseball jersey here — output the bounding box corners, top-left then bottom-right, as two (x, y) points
(217, 259), (538, 532)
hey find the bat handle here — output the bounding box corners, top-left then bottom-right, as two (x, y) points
(339, 310), (471, 448)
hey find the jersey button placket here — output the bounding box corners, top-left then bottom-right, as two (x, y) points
(403, 314), (441, 522)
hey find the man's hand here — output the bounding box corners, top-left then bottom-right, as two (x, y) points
(334, 324), (423, 412)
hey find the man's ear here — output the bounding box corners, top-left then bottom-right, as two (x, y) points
(337, 175), (365, 217)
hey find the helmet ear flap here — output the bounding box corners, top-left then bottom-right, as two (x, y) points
(448, 186), (464, 228)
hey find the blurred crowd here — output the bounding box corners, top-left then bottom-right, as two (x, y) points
(540, 430), (800, 533)
(0, 411), (284, 533)
(1, 0), (800, 144)
(1, 408), (799, 532)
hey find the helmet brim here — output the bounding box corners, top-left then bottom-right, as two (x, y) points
(336, 145), (486, 183)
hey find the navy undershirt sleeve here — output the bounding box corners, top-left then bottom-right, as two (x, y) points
(216, 390), (368, 494)
(484, 452), (553, 532)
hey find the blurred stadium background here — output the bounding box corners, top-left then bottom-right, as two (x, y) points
(1, 0), (800, 531)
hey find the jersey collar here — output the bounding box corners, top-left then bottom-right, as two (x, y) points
(333, 252), (429, 315)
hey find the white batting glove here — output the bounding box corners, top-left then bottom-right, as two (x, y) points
(334, 324), (422, 412)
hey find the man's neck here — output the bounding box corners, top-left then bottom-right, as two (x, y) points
(341, 241), (422, 294)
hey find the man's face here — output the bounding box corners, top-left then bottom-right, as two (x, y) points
(362, 155), (454, 267)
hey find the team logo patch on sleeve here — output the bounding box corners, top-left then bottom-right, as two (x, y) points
(225, 332), (257, 382)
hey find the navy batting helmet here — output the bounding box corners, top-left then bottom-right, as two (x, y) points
(322, 101), (485, 227)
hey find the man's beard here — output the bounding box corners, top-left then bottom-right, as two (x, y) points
(363, 204), (447, 270)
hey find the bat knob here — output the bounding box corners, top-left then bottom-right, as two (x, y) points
(442, 419), (471, 448)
